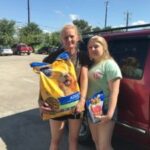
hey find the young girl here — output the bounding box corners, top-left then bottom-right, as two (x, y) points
(87, 35), (122, 150)
(39, 24), (89, 150)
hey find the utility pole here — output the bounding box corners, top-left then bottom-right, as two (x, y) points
(27, 0), (30, 25)
(104, 0), (109, 28)
(125, 11), (131, 31)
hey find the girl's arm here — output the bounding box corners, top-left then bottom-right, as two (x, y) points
(76, 66), (88, 113)
(95, 78), (121, 122)
(107, 78), (121, 119)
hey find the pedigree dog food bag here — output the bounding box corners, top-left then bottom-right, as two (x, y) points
(30, 52), (80, 120)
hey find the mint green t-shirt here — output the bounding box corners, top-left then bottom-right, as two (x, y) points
(87, 59), (122, 106)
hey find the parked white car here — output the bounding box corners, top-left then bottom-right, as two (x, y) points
(0, 46), (13, 56)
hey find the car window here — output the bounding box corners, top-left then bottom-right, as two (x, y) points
(108, 38), (149, 79)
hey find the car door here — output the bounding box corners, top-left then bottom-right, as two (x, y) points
(108, 37), (150, 132)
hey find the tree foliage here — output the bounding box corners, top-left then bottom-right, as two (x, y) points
(92, 27), (101, 32)
(73, 19), (92, 34)
(0, 19), (16, 46)
(49, 32), (60, 47)
(0, 18), (114, 48)
(42, 31), (60, 47)
(103, 26), (112, 30)
(18, 22), (43, 45)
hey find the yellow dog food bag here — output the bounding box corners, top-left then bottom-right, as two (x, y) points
(30, 51), (80, 120)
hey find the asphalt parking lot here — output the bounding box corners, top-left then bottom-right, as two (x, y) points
(0, 54), (44, 118)
(0, 54), (47, 150)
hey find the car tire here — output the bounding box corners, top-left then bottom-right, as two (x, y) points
(17, 51), (21, 55)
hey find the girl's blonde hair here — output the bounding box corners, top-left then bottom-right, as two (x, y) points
(60, 24), (81, 42)
(88, 35), (112, 61)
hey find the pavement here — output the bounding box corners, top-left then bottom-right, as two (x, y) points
(0, 109), (51, 150)
(0, 54), (50, 150)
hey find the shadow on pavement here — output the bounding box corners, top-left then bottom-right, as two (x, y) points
(2, 109), (145, 150)
(0, 109), (95, 150)
(0, 109), (50, 150)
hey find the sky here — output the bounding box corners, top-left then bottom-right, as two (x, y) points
(0, 0), (150, 32)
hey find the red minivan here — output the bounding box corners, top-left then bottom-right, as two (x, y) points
(79, 24), (150, 149)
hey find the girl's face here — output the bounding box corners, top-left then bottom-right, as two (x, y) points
(88, 40), (104, 63)
(61, 28), (79, 51)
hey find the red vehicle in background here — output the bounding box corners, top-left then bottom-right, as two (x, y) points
(12, 43), (33, 55)
(79, 24), (150, 149)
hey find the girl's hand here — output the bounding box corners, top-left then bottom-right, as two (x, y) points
(75, 101), (85, 113)
(39, 101), (52, 113)
(95, 114), (113, 123)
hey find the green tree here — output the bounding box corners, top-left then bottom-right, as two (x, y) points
(73, 19), (92, 34)
(18, 22), (43, 46)
(103, 26), (112, 30)
(43, 32), (51, 46)
(0, 19), (16, 46)
(49, 31), (60, 47)
(92, 26), (101, 32)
